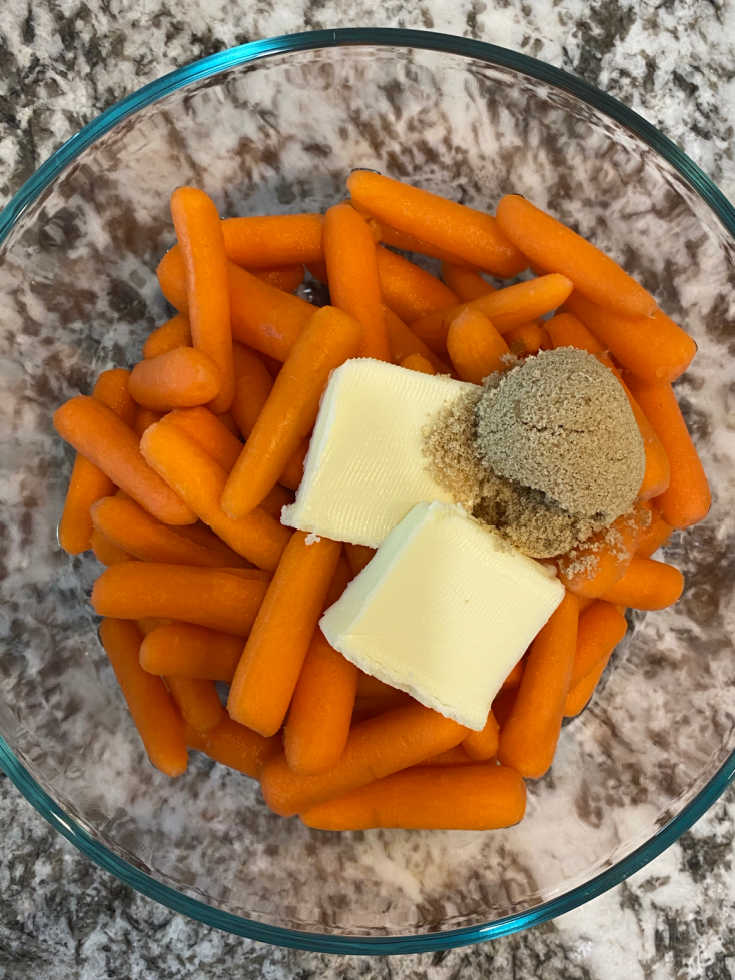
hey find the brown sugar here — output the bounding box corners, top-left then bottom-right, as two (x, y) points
(423, 348), (646, 559)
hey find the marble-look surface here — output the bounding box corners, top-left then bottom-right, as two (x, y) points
(1, 1), (734, 977)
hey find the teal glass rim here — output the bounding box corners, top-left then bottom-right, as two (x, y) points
(0, 27), (734, 954)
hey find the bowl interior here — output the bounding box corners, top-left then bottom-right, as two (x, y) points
(1, 41), (734, 939)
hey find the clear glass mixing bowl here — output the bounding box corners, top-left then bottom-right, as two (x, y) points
(0, 28), (733, 954)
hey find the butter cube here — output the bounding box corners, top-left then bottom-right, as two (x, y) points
(281, 359), (474, 547)
(320, 501), (564, 730)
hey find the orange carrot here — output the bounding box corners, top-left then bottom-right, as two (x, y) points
(563, 656), (611, 718)
(221, 306), (361, 517)
(635, 506), (673, 558)
(498, 592), (579, 778)
(383, 308), (451, 372)
(300, 764), (525, 830)
(600, 557), (684, 609)
(624, 377), (710, 528)
(99, 618), (187, 777)
(283, 630), (358, 774)
(557, 509), (643, 599)
(376, 245), (458, 322)
(227, 532), (341, 736)
(419, 746), (474, 766)
(351, 690), (413, 720)
(323, 203), (390, 360)
(216, 411), (239, 435)
(140, 418), (290, 570)
(410, 273), (573, 353)
(137, 617), (171, 635)
(492, 686), (518, 729)
(140, 623), (242, 680)
(564, 291), (696, 383)
(230, 343), (274, 438)
(447, 307), (510, 383)
(546, 311), (604, 353)
(441, 262), (494, 301)
(90, 495), (248, 568)
(504, 321), (550, 357)
(90, 529), (131, 566)
(128, 347), (221, 411)
(157, 248), (314, 361)
(168, 520), (257, 567)
(344, 543), (376, 577)
(92, 563), (268, 635)
(133, 407), (162, 437)
(354, 672), (396, 699)
(502, 658), (525, 690)
(400, 353), (436, 374)
(462, 711), (500, 761)
(251, 265), (304, 292)
(143, 313), (191, 359)
(496, 195), (656, 317)
(348, 171), (526, 277)
(58, 368), (137, 554)
(568, 601), (627, 690)
(260, 702), (469, 816)
(165, 406), (242, 471)
(166, 675), (224, 733)
(363, 213), (476, 265)
(220, 213), (323, 267)
(259, 483), (293, 520)
(185, 717), (280, 777)
(278, 439), (308, 491)
(54, 396), (195, 526)
(170, 187), (234, 413)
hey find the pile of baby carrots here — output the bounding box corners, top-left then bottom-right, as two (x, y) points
(53, 172), (710, 832)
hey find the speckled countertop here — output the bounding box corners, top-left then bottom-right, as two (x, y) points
(1, 2), (735, 977)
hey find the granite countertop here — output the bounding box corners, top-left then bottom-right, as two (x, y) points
(1, 2), (734, 977)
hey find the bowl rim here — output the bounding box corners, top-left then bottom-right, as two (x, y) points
(1, 26), (734, 955)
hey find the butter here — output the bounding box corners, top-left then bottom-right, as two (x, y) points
(281, 358), (475, 547)
(320, 501), (564, 730)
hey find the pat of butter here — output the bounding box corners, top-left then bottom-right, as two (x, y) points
(320, 501), (564, 730)
(281, 358), (475, 547)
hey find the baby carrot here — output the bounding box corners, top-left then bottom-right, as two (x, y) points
(502, 658), (525, 690)
(504, 321), (550, 357)
(441, 262), (494, 301)
(252, 265), (304, 293)
(568, 601), (627, 691)
(462, 711), (500, 761)
(90, 529), (131, 566)
(498, 592), (579, 778)
(347, 171), (526, 277)
(168, 520), (256, 567)
(90, 495), (248, 568)
(400, 353), (436, 374)
(344, 543), (376, 577)
(278, 439), (308, 491)
(227, 532), (341, 736)
(143, 313), (191, 359)
(557, 509), (642, 599)
(323, 203), (390, 360)
(492, 686), (518, 729)
(140, 623), (242, 680)
(546, 311), (604, 353)
(140, 418), (290, 570)
(216, 411), (239, 435)
(221, 306), (361, 517)
(230, 343), (273, 438)
(170, 186), (234, 413)
(447, 308), (510, 383)
(157, 248), (314, 361)
(410, 274), (573, 353)
(220, 213), (323, 267)
(419, 746), (474, 766)
(600, 558), (684, 609)
(383, 308), (451, 372)
(354, 672), (396, 699)
(128, 347), (221, 412)
(300, 764), (526, 831)
(92, 563), (269, 635)
(134, 407), (162, 437)
(563, 657), (611, 718)
(54, 396), (195, 526)
(363, 213), (476, 265)
(185, 717), (280, 778)
(351, 690), (413, 720)
(496, 195), (656, 318)
(376, 245), (458, 323)
(564, 292), (696, 383)
(624, 377), (710, 528)
(283, 630), (358, 775)
(259, 483), (293, 520)
(165, 406), (242, 471)
(635, 507), (673, 558)
(260, 702), (469, 816)
(99, 618), (187, 777)
(93, 368), (138, 427)
(166, 676), (224, 733)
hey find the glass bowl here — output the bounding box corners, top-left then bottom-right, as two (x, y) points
(0, 28), (733, 954)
